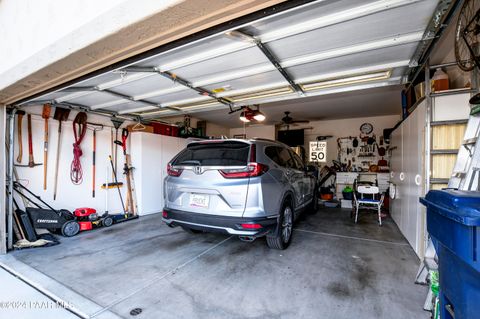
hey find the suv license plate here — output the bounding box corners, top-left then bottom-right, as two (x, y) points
(189, 194), (209, 208)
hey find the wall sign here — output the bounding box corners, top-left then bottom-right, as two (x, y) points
(309, 141), (327, 162)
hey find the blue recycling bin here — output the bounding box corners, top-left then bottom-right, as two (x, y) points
(420, 190), (480, 319)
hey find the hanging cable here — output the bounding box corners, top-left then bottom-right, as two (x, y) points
(70, 112), (87, 184)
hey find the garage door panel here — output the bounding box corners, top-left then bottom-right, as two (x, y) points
(263, 1), (437, 60)
(146, 89), (209, 105)
(99, 101), (156, 112)
(112, 74), (182, 98)
(135, 35), (242, 69)
(67, 91), (119, 107)
(243, 0), (377, 35)
(169, 46), (270, 80)
(71, 72), (131, 88)
(29, 91), (71, 103)
(203, 70), (288, 93)
(287, 42), (417, 81)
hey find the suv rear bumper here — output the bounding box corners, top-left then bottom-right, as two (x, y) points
(162, 208), (278, 236)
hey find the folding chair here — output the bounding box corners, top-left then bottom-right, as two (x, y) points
(353, 185), (384, 225)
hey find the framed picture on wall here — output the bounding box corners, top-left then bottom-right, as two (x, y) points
(233, 134), (246, 139)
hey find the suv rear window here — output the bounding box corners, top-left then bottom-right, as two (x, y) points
(173, 141), (250, 166)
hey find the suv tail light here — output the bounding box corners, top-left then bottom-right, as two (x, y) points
(219, 162), (269, 178)
(167, 163), (183, 177)
(219, 144), (268, 178)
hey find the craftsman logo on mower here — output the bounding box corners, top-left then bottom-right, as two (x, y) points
(193, 166), (204, 175)
(36, 219), (58, 224)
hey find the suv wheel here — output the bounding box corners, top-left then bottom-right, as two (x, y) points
(267, 202), (293, 249)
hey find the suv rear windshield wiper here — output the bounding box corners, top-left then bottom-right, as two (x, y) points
(178, 160), (201, 165)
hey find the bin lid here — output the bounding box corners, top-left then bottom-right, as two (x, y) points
(420, 190), (480, 226)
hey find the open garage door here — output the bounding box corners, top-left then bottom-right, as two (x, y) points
(15, 0), (456, 121)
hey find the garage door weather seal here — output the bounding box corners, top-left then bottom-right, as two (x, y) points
(90, 236), (233, 318)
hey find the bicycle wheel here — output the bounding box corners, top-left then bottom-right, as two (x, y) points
(455, 0), (479, 71)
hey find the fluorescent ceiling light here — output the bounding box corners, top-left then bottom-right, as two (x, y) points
(163, 95), (213, 107)
(301, 70), (392, 91)
(118, 106), (158, 114)
(294, 61), (409, 84)
(177, 101), (220, 111)
(215, 82), (287, 98)
(137, 109), (173, 117)
(230, 87), (293, 102)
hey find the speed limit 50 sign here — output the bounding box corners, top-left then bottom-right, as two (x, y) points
(309, 141), (327, 162)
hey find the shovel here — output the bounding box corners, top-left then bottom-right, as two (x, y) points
(42, 104), (52, 190)
(53, 107), (71, 200)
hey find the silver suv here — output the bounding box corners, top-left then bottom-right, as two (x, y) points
(162, 138), (318, 249)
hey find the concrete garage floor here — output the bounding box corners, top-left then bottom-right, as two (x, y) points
(7, 208), (428, 319)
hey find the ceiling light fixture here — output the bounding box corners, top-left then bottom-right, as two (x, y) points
(301, 70), (392, 92)
(239, 105), (266, 123)
(240, 111), (250, 122)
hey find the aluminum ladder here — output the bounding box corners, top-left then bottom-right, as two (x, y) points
(448, 107), (480, 190)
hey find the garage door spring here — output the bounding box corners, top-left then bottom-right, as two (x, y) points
(70, 112), (87, 185)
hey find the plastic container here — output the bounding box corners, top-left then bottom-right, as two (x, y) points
(342, 186), (353, 200)
(420, 190), (480, 319)
(432, 68), (449, 92)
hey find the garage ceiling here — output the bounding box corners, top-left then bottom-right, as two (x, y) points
(19, 0), (445, 122)
(189, 84), (404, 127)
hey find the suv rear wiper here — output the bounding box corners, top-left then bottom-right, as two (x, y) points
(178, 160), (201, 165)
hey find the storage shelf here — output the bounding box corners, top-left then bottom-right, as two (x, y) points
(430, 149), (459, 155)
(430, 178), (450, 184)
(430, 119), (468, 126)
(430, 88), (476, 97)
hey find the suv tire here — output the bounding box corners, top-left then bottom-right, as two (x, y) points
(308, 186), (319, 214)
(181, 226), (202, 234)
(266, 201), (293, 249)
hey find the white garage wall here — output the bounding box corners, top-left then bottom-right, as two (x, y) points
(230, 125), (276, 139)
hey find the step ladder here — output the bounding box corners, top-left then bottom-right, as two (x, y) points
(448, 110), (480, 190)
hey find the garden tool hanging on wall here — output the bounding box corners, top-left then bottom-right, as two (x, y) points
(70, 112), (87, 185)
(87, 122), (104, 197)
(15, 114), (43, 168)
(53, 107), (71, 200)
(16, 110), (26, 163)
(42, 104), (52, 189)
(111, 117), (125, 179)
